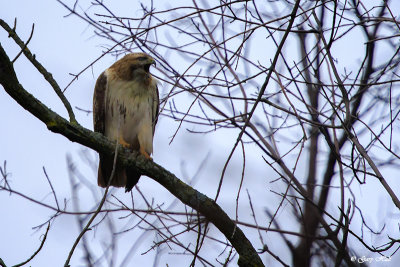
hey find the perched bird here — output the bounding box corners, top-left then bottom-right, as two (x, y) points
(93, 53), (159, 192)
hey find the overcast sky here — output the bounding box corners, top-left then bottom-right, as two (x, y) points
(0, 1), (275, 266)
(1, 1), (400, 266)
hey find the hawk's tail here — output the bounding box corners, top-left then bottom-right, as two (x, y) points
(97, 153), (141, 192)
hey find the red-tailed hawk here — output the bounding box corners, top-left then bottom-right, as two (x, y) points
(93, 53), (159, 192)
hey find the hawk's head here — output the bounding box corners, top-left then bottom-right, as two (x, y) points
(109, 53), (156, 82)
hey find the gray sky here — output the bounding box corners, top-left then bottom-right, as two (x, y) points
(0, 1), (274, 266)
(1, 0), (400, 266)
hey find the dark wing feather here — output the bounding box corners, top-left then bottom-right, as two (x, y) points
(152, 84), (160, 135)
(93, 72), (110, 187)
(93, 72), (107, 134)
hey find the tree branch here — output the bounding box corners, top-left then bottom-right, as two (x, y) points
(0, 18), (77, 124)
(0, 43), (263, 266)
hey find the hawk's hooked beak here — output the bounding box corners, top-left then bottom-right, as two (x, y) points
(149, 58), (156, 67)
(144, 58), (156, 72)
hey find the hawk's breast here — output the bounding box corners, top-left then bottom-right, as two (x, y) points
(104, 69), (155, 154)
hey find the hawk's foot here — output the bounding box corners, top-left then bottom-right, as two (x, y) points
(140, 146), (152, 160)
(119, 136), (131, 148)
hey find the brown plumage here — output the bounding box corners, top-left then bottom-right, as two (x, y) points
(93, 53), (159, 192)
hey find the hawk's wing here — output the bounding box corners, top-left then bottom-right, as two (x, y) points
(152, 84), (160, 135)
(93, 72), (107, 134)
(93, 71), (119, 188)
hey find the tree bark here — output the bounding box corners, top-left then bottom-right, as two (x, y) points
(0, 42), (264, 267)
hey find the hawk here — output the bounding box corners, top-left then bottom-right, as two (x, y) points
(93, 53), (159, 192)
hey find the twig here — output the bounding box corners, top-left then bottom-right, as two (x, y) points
(11, 21), (34, 63)
(0, 18), (77, 124)
(64, 137), (120, 267)
(43, 167), (60, 210)
(12, 223), (51, 267)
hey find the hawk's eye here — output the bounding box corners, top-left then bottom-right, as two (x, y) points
(137, 56), (147, 61)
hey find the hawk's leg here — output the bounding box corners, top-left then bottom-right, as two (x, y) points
(118, 135), (131, 148)
(140, 145), (152, 160)
(119, 135), (152, 160)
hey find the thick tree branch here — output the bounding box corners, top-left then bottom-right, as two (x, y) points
(0, 43), (263, 266)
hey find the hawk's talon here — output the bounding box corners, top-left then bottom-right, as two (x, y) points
(119, 136), (131, 148)
(140, 146), (152, 160)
